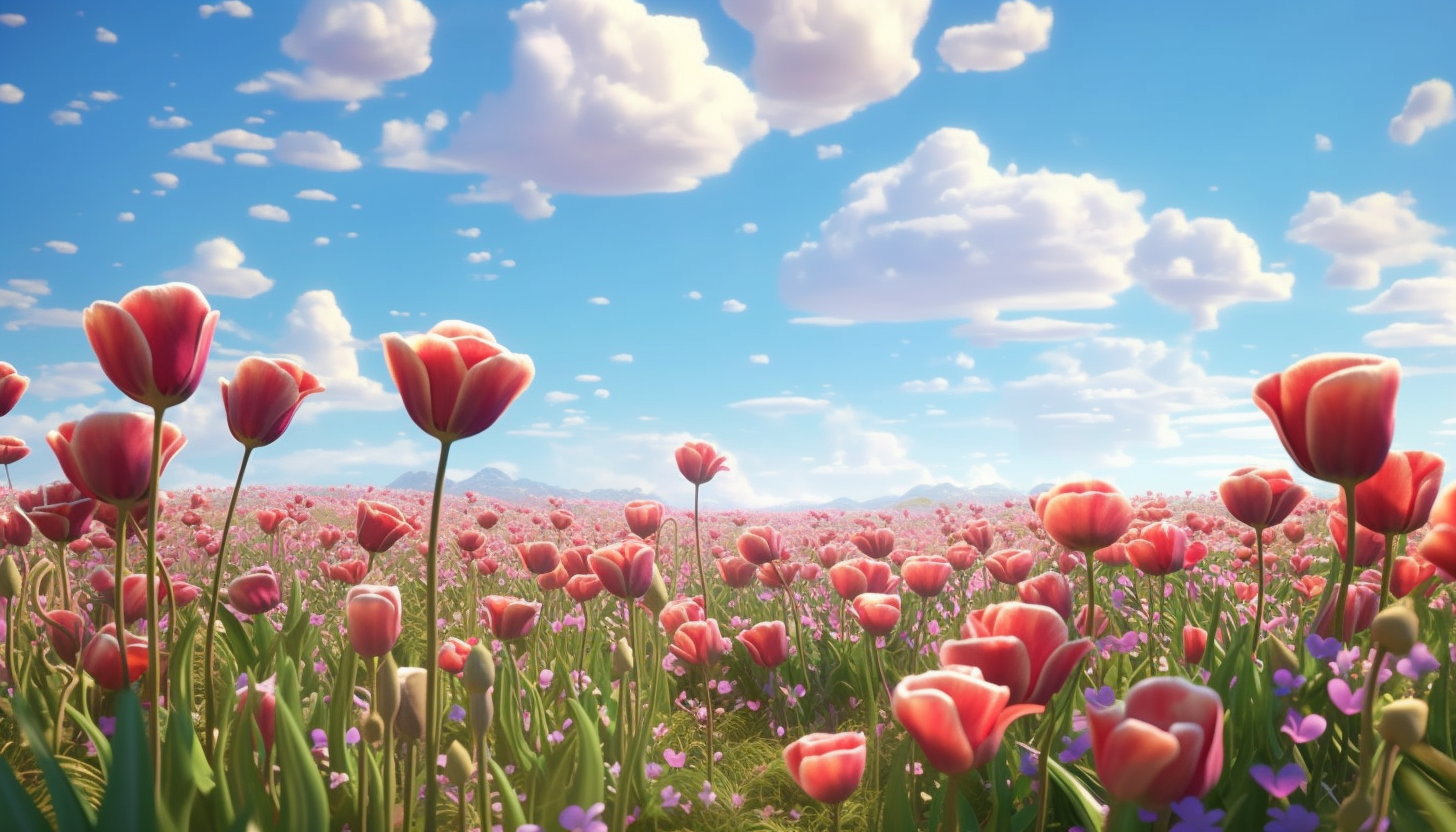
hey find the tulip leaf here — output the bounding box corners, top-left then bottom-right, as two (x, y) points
(1395, 762), (1456, 830)
(10, 690), (96, 831)
(66, 705), (113, 773)
(326, 650), (360, 824)
(216, 606), (257, 672)
(878, 737), (916, 832)
(488, 755), (529, 831)
(168, 616), (203, 707)
(274, 694), (329, 832)
(162, 707), (211, 830)
(567, 696), (605, 810)
(1046, 758), (1104, 832)
(95, 690), (156, 832)
(0, 752), (51, 832)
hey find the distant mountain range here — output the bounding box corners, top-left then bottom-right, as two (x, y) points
(385, 467), (1034, 511)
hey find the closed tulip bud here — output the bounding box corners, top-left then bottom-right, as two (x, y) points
(642, 564), (670, 614)
(482, 595), (541, 641)
(1335, 793), (1374, 832)
(84, 282), (219, 410)
(361, 712), (385, 744)
(1371, 602), (1419, 656)
(468, 691), (494, 745)
(228, 565), (282, 615)
(463, 644), (496, 694)
(381, 321), (534, 443)
(783, 732), (866, 804)
(375, 655), (400, 725)
(1183, 625), (1208, 665)
(1378, 699), (1428, 750)
(0, 554), (20, 599)
(623, 499), (663, 538)
(221, 357), (323, 448)
(1254, 354), (1400, 486)
(445, 741), (474, 786)
(516, 541), (560, 575)
(612, 637), (634, 678)
(394, 667), (429, 741)
(346, 584), (403, 658)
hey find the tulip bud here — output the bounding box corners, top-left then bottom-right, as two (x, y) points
(445, 740), (474, 786)
(361, 712), (385, 744)
(642, 565), (670, 615)
(612, 637), (634, 679)
(1335, 793), (1373, 832)
(1371, 603), (1419, 656)
(374, 655), (400, 725)
(468, 691), (494, 746)
(463, 644), (495, 695)
(1378, 699), (1429, 750)
(394, 667), (428, 741)
(0, 554), (20, 599)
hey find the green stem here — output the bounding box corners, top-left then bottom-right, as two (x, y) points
(402, 742), (416, 832)
(3, 597), (15, 696)
(1378, 533), (1396, 612)
(703, 664), (716, 784)
(1254, 529), (1266, 652)
(382, 722), (396, 829)
(423, 439), (454, 832)
(1370, 744), (1400, 831)
(574, 602), (590, 697)
(1357, 645), (1389, 794)
(112, 515), (130, 683)
(203, 445), (252, 757)
(476, 746), (491, 832)
(358, 727), (370, 832)
(144, 408), (164, 799)
(693, 484), (709, 620)
(864, 635), (879, 795)
(1331, 483), (1359, 644)
(832, 801), (843, 832)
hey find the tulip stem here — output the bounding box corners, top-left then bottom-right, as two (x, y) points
(143, 406), (166, 800)
(1370, 743), (1399, 832)
(1331, 483), (1359, 644)
(574, 602), (590, 698)
(1357, 645), (1389, 796)
(1253, 530), (1266, 653)
(1378, 533), (1396, 612)
(863, 635), (879, 796)
(703, 664), (716, 784)
(831, 801), (843, 832)
(422, 439), (454, 832)
(693, 484), (710, 620)
(475, 746), (491, 832)
(112, 513), (130, 685)
(203, 445), (252, 757)
(402, 742), (416, 832)
(3, 595), (14, 696)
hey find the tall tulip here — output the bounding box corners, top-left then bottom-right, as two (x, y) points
(1341, 450), (1444, 608)
(941, 602), (1094, 706)
(1218, 467), (1308, 645)
(676, 440), (728, 620)
(83, 283), (219, 410)
(589, 538), (656, 599)
(347, 585), (404, 658)
(220, 357), (324, 448)
(1087, 677), (1224, 808)
(227, 565), (282, 615)
(1036, 481), (1133, 641)
(623, 499), (663, 538)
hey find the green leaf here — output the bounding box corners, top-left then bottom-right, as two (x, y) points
(11, 691), (95, 831)
(0, 752), (52, 832)
(879, 738), (916, 832)
(1046, 758), (1104, 832)
(487, 756), (529, 831)
(162, 705), (214, 830)
(65, 705), (112, 772)
(567, 696), (605, 810)
(216, 606), (257, 672)
(95, 690), (156, 832)
(1396, 761), (1456, 830)
(274, 692), (329, 832)
(169, 617), (204, 712)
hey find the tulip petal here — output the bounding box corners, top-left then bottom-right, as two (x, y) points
(450, 353), (536, 439)
(938, 637), (1031, 705)
(1305, 361), (1399, 485)
(891, 684), (974, 774)
(382, 333), (438, 437)
(84, 302), (157, 404)
(1026, 638), (1095, 706)
(970, 702), (1044, 769)
(1097, 718), (1181, 803)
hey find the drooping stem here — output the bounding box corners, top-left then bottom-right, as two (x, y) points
(693, 484), (709, 620)
(422, 439), (453, 832)
(203, 445), (253, 757)
(1331, 482), (1360, 644)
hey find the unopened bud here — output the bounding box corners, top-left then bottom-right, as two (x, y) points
(612, 637), (634, 679)
(1378, 699), (1429, 750)
(1335, 793), (1373, 832)
(642, 566), (670, 615)
(463, 644), (495, 694)
(468, 691), (493, 746)
(394, 667), (428, 742)
(0, 555), (21, 600)
(445, 740), (474, 786)
(375, 655), (400, 724)
(361, 712), (385, 744)
(1371, 602), (1419, 656)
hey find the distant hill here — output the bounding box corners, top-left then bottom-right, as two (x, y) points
(772, 481), (1026, 512)
(385, 466), (662, 505)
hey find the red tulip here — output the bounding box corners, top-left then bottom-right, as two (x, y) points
(943, 602), (1094, 706)
(1388, 557), (1436, 598)
(738, 620), (791, 669)
(1125, 522), (1188, 576)
(228, 565), (281, 615)
(784, 732), (866, 804)
(1094, 542), (1131, 567)
(1218, 468), (1308, 530)
(18, 484), (94, 544)
(945, 542), (979, 571)
(1418, 484), (1456, 580)
(517, 541), (561, 575)
(737, 525), (785, 565)
(1328, 506), (1386, 568)
(476, 509), (500, 530)
(1088, 677), (1224, 807)
(347, 584), (403, 658)
(659, 596), (707, 637)
(1182, 626), (1208, 664)
(82, 623), (148, 690)
(48, 412), (185, 507)
(675, 441), (729, 485)
(1312, 581), (1379, 641)
(221, 357), (323, 449)
(902, 555), (953, 598)
(565, 573), (603, 603)
(170, 581), (201, 607)
(985, 549), (1035, 585)
(456, 529), (486, 552)
(236, 683), (277, 754)
(1016, 571), (1074, 620)
(380, 320), (535, 443)
(850, 527), (895, 559)
(322, 559), (368, 585)
(0, 362), (29, 416)
(589, 538), (656, 599)
(255, 509), (286, 535)
(83, 282), (219, 409)
(1253, 353), (1400, 485)
(892, 664), (1043, 774)
(1037, 481), (1134, 553)
(1075, 604), (1110, 638)
(45, 610), (91, 666)
(669, 618), (728, 666)
(757, 561), (802, 588)
(119, 573), (164, 623)
(850, 593), (901, 636)
(2, 510), (31, 547)
(624, 500), (663, 538)
(0, 436), (28, 465)
(829, 558), (896, 601)
(1342, 450), (1444, 535)
(962, 518), (995, 552)
(482, 595), (540, 641)
(356, 500), (411, 553)
(715, 556), (757, 588)
(438, 637), (474, 675)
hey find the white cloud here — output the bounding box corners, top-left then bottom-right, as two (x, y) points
(789, 316), (855, 326)
(1129, 208), (1294, 329)
(900, 377), (949, 393)
(741, 222), (758, 234)
(3, 307), (85, 331)
(96, 27), (118, 44)
(30, 362), (107, 399)
(239, 0), (436, 102)
(610, 353), (633, 363)
(296, 188), (337, 201)
(244, 116), (266, 125)
(545, 391), (579, 404)
(211, 128), (275, 150)
(686, 291), (702, 300)
(67, 100), (91, 112)
(162, 237), (275, 298)
(1351, 260), (1456, 348)
(587, 296), (610, 305)
(314, 236), (330, 246)
(781, 128), (1147, 341)
(729, 396), (831, 416)
(149, 115), (192, 129)
(10, 279), (49, 296)
(816, 144), (843, 160)
(235, 152), (270, 166)
(50, 110), (82, 126)
(171, 141), (225, 163)
(575, 374), (601, 382)
(1389, 78), (1455, 145)
(809, 407), (934, 485)
(937, 0), (1053, 72)
(44, 241), (78, 255)
(0, 14), (24, 27)
(423, 0), (765, 218)
(248, 204), (290, 222)
(455, 227), (480, 238)
(594, 389), (610, 399)
(1286, 191), (1451, 289)
(0, 84), (21, 104)
(1314, 133), (1332, 151)
(272, 290), (398, 414)
(200, 1), (253, 18)
(117, 211), (135, 222)
(152, 172), (180, 189)
(953, 352), (976, 370)
(274, 130), (362, 171)
(465, 251), (491, 264)
(951, 316), (1113, 345)
(423, 109), (447, 131)
(90, 90), (120, 102)
(447, 178), (556, 220)
(723, 0), (930, 134)
(722, 299), (747, 313)
(749, 354), (769, 364)
(379, 116), (470, 172)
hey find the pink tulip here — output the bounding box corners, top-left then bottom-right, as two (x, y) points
(675, 441), (729, 485)
(346, 585), (403, 658)
(624, 500), (663, 538)
(221, 357), (323, 448)
(380, 321), (535, 443)
(1343, 450), (1444, 535)
(48, 413), (185, 507)
(589, 538), (656, 599)
(83, 282), (219, 409)
(784, 732), (866, 805)
(659, 596), (707, 637)
(829, 558), (896, 601)
(892, 664), (1043, 774)
(1017, 571), (1074, 620)
(943, 602), (1094, 706)
(0, 362), (29, 416)
(715, 556), (757, 588)
(738, 620), (790, 670)
(850, 593), (901, 636)
(228, 566), (282, 615)
(736, 525), (785, 565)
(1088, 677), (1224, 807)
(1218, 468), (1307, 530)
(1036, 480), (1134, 554)
(902, 555), (953, 598)
(482, 595), (540, 641)
(0, 435), (28, 465)
(1125, 522), (1188, 576)
(669, 618), (728, 666)
(985, 549), (1035, 585)
(356, 500), (412, 554)
(851, 527), (895, 559)
(516, 541), (561, 575)
(1253, 353), (1400, 485)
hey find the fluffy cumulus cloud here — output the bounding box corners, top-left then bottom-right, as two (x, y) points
(0, 83), (23, 104)
(96, 27), (118, 44)
(0, 14), (25, 26)
(248, 204), (290, 221)
(937, 0), (1053, 72)
(721, 0), (930, 134)
(809, 407), (936, 488)
(274, 130), (362, 171)
(296, 188), (337, 201)
(411, 0), (765, 218)
(50, 110), (82, 126)
(780, 128), (1148, 342)
(1129, 208), (1294, 329)
(239, 0), (435, 102)
(277, 290), (398, 412)
(729, 396), (829, 416)
(1389, 78), (1455, 145)
(162, 237), (275, 298)
(212, 128), (275, 150)
(1286, 191), (1450, 289)
(1351, 259), (1456, 348)
(172, 141), (224, 163)
(44, 241), (78, 254)
(200, 1), (253, 18)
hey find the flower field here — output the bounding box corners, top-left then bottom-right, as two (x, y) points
(3, 282), (1456, 832)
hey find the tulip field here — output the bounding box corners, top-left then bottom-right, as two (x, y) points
(4, 282), (1456, 832)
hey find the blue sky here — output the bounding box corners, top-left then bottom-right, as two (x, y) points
(1, 0), (1453, 507)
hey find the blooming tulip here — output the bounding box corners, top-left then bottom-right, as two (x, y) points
(1418, 484), (1456, 580)
(1088, 676), (1224, 807)
(715, 556), (757, 588)
(669, 618), (728, 666)
(589, 538), (656, 599)
(1329, 507), (1386, 568)
(1218, 468), (1308, 530)
(1036, 481), (1134, 554)
(1125, 522), (1188, 576)
(322, 558), (368, 585)
(829, 558), (896, 601)
(675, 441), (729, 485)
(902, 555), (953, 598)
(738, 620), (790, 670)
(1017, 571), (1074, 620)
(356, 500), (411, 554)
(228, 566), (281, 615)
(0, 436), (28, 465)
(48, 413), (185, 507)
(82, 623), (148, 690)
(784, 732), (866, 805)
(380, 321), (535, 443)
(850, 593), (901, 636)
(892, 664), (1043, 774)
(220, 357), (323, 448)
(347, 585), (403, 658)
(942, 602), (1094, 706)
(517, 541), (561, 575)
(83, 282), (219, 409)
(851, 527), (895, 559)
(565, 573), (603, 603)
(1312, 581), (1379, 642)
(659, 596), (706, 637)
(482, 595), (540, 641)
(0, 362), (29, 416)
(624, 499), (663, 538)
(985, 549), (1035, 585)
(736, 525), (785, 565)
(1344, 450), (1444, 535)
(438, 637), (474, 675)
